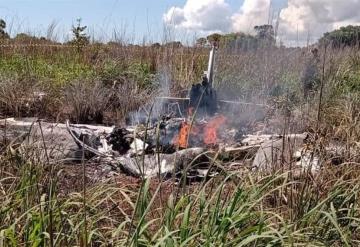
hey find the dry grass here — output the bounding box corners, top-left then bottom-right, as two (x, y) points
(0, 41), (360, 246)
(1, 145), (360, 246)
(63, 80), (113, 124)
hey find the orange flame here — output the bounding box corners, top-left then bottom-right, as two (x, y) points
(177, 122), (190, 148)
(172, 122), (187, 148)
(173, 115), (226, 148)
(203, 115), (226, 145)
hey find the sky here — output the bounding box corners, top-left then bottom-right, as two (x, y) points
(1, 0), (360, 46)
(0, 0), (187, 42)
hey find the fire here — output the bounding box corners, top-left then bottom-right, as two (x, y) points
(176, 121), (190, 148)
(204, 115), (226, 145)
(173, 115), (226, 148)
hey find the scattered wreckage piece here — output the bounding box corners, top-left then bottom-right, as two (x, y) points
(1, 118), (114, 162)
(240, 134), (283, 146)
(251, 134), (317, 172)
(4, 118), (352, 180)
(251, 133), (358, 173)
(113, 147), (208, 178)
(1, 118), (138, 163)
(66, 121), (218, 178)
(66, 120), (113, 158)
(1, 118), (85, 161)
(220, 145), (260, 161)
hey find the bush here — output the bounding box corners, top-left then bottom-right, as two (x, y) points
(0, 55), (95, 85)
(0, 75), (49, 117)
(320, 25), (360, 48)
(64, 80), (112, 124)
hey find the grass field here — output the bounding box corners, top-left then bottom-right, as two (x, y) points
(0, 40), (360, 246)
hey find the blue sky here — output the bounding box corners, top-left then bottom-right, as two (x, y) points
(0, 0), (287, 42)
(0, 0), (184, 41)
(3, 0), (356, 46)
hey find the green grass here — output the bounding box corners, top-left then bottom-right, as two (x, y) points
(1, 146), (360, 246)
(0, 44), (359, 246)
(0, 54), (96, 85)
(0, 53), (159, 91)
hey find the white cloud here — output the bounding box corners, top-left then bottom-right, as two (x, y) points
(231, 0), (272, 33)
(278, 0), (360, 44)
(163, 0), (232, 33)
(163, 0), (274, 36)
(163, 7), (185, 26)
(163, 0), (360, 45)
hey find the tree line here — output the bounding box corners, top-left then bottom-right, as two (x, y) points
(196, 24), (276, 50)
(0, 18), (89, 52)
(1, 17), (360, 49)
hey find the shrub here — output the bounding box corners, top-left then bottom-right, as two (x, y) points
(63, 80), (112, 124)
(0, 75), (48, 117)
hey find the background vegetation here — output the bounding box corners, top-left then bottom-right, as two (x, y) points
(0, 18), (359, 246)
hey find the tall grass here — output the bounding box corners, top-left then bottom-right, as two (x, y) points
(0, 43), (208, 123)
(1, 144), (360, 246)
(1, 36), (360, 246)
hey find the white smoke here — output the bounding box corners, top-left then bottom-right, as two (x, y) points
(164, 0), (360, 45)
(127, 67), (171, 125)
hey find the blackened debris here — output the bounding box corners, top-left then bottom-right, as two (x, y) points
(189, 76), (217, 116)
(234, 128), (246, 142)
(106, 127), (132, 155)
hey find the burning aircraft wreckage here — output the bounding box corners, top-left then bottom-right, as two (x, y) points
(1, 46), (342, 181)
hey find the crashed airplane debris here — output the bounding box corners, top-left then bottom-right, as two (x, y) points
(252, 134), (320, 172)
(64, 117), (248, 177)
(0, 46), (351, 180)
(0, 117), (241, 177)
(1, 117), (352, 179)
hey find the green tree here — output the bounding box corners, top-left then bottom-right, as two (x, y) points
(254, 24), (275, 47)
(151, 42), (161, 48)
(202, 32), (258, 50)
(206, 33), (222, 44)
(70, 18), (89, 52)
(320, 25), (360, 48)
(231, 32), (259, 50)
(0, 19), (9, 39)
(164, 41), (182, 48)
(221, 33), (237, 42)
(206, 33), (237, 48)
(196, 37), (207, 47)
(14, 33), (38, 42)
(201, 26), (277, 50)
